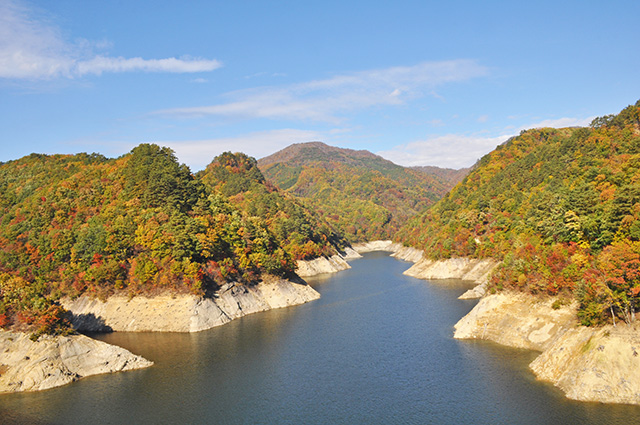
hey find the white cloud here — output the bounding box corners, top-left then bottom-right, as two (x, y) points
(149, 129), (326, 171)
(0, 0), (221, 79)
(378, 134), (510, 169)
(156, 60), (489, 123)
(523, 116), (595, 130)
(379, 114), (596, 169)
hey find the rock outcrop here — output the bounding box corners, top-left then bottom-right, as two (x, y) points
(453, 292), (577, 350)
(530, 324), (640, 405)
(341, 247), (362, 260)
(391, 245), (424, 263)
(352, 240), (399, 253)
(63, 277), (320, 333)
(296, 254), (352, 277)
(296, 247), (365, 277)
(404, 257), (498, 299)
(454, 291), (640, 405)
(404, 257), (498, 282)
(0, 330), (152, 394)
(352, 240), (423, 262)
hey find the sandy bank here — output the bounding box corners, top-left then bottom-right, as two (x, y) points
(0, 330), (152, 394)
(454, 291), (640, 405)
(63, 277), (320, 333)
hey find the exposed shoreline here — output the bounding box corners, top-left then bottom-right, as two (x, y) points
(352, 243), (640, 405)
(6, 242), (638, 404)
(62, 276), (320, 333)
(2, 276), (319, 393)
(453, 291), (640, 405)
(0, 330), (152, 394)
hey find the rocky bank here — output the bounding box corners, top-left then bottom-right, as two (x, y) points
(296, 252), (355, 277)
(296, 240), (425, 276)
(295, 242), (415, 277)
(380, 244), (640, 405)
(2, 273), (319, 394)
(403, 256), (498, 299)
(0, 330), (152, 394)
(62, 277), (320, 333)
(454, 291), (640, 405)
(353, 240), (424, 263)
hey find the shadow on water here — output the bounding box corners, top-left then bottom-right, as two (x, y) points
(2, 251), (640, 424)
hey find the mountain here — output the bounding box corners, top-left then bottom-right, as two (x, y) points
(197, 151), (349, 260)
(398, 100), (640, 326)
(258, 142), (453, 242)
(411, 165), (470, 188)
(0, 145), (324, 337)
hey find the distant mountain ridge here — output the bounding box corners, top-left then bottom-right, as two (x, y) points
(411, 165), (470, 188)
(258, 142), (459, 242)
(258, 142), (384, 169)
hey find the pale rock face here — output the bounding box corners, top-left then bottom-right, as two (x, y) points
(391, 246), (424, 263)
(0, 330), (152, 394)
(63, 278), (320, 333)
(352, 240), (423, 262)
(530, 325), (640, 405)
(454, 292), (640, 405)
(341, 247), (362, 260)
(297, 241), (424, 278)
(453, 292), (577, 351)
(403, 257), (498, 300)
(296, 255), (352, 277)
(352, 240), (397, 253)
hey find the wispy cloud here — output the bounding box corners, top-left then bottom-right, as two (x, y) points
(156, 60), (489, 123)
(0, 0), (221, 79)
(74, 56), (221, 76)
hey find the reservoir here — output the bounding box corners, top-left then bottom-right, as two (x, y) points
(2, 252), (640, 424)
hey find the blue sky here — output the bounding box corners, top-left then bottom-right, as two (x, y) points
(1, 0), (639, 170)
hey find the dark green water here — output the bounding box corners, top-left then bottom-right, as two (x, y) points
(3, 252), (640, 424)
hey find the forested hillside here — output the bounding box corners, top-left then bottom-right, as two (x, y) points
(198, 152), (348, 260)
(0, 145), (335, 338)
(411, 165), (470, 188)
(399, 101), (640, 326)
(258, 142), (454, 242)
(4, 101), (638, 337)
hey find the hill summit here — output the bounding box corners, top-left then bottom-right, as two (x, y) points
(258, 142), (462, 242)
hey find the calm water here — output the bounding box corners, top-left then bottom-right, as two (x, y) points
(3, 252), (640, 424)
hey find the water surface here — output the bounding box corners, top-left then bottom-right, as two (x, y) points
(2, 252), (640, 424)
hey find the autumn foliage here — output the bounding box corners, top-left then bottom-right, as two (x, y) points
(398, 101), (640, 325)
(0, 145), (343, 336)
(258, 142), (453, 242)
